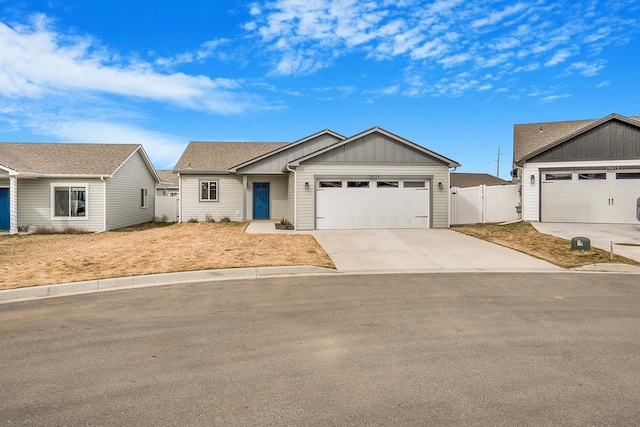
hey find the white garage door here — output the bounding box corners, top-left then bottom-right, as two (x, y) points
(315, 179), (430, 229)
(541, 170), (640, 224)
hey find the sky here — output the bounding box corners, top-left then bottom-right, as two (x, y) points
(0, 0), (638, 177)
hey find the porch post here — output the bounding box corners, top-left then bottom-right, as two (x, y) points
(242, 175), (247, 222)
(9, 175), (17, 234)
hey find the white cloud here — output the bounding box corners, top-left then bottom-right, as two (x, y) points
(541, 94), (571, 102)
(596, 80), (611, 87)
(563, 60), (605, 76)
(0, 15), (257, 115)
(471, 2), (529, 29)
(544, 49), (575, 67)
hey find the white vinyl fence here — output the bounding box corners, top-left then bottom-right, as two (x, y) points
(450, 184), (520, 225)
(155, 195), (179, 222)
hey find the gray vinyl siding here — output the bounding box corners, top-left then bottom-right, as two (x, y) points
(105, 151), (157, 230)
(295, 165), (450, 230)
(180, 174), (244, 222)
(529, 119), (640, 163)
(303, 133), (444, 165)
(237, 134), (343, 173)
(0, 178), (8, 186)
(247, 175), (288, 220)
(287, 171), (295, 226)
(16, 178), (105, 232)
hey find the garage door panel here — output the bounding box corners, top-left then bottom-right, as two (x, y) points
(316, 180), (430, 229)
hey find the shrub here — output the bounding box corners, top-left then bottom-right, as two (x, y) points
(280, 218), (294, 230)
(187, 217), (199, 223)
(205, 213), (216, 223)
(219, 216), (231, 223)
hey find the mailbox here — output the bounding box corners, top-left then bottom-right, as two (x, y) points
(571, 237), (591, 252)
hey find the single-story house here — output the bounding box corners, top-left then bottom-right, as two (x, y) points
(0, 143), (160, 233)
(514, 112), (640, 224)
(451, 173), (511, 188)
(156, 170), (179, 196)
(173, 127), (460, 230)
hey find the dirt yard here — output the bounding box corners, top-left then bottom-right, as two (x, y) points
(0, 222), (335, 290)
(453, 221), (640, 268)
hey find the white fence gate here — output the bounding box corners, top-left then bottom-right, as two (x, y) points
(155, 195), (179, 222)
(450, 184), (519, 225)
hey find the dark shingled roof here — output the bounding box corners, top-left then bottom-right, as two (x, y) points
(0, 143), (142, 176)
(513, 114), (640, 162)
(451, 173), (511, 188)
(174, 141), (289, 173)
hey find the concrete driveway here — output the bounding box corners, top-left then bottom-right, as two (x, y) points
(531, 222), (640, 262)
(311, 228), (560, 273)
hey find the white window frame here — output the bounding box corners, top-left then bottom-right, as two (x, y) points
(140, 188), (148, 208)
(50, 183), (89, 220)
(200, 180), (219, 202)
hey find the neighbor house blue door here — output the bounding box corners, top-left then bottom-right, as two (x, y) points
(253, 183), (270, 220)
(0, 188), (9, 231)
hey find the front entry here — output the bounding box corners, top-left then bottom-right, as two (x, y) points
(0, 188), (9, 231)
(253, 182), (270, 220)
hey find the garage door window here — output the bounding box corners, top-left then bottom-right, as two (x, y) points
(404, 181), (426, 188)
(616, 173), (640, 180)
(319, 181), (342, 188)
(377, 181), (398, 188)
(347, 181), (369, 188)
(578, 173), (606, 180)
(545, 173), (572, 181)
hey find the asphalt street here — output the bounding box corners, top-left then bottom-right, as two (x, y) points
(1, 273), (639, 426)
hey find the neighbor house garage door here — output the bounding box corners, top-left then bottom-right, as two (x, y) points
(315, 179), (430, 229)
(541, 170), (640, 224)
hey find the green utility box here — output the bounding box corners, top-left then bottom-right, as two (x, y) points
(571, 237), (591, 252)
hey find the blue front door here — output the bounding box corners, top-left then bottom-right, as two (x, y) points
(0, 188), (9, 231)
(253, 183), (270, 220)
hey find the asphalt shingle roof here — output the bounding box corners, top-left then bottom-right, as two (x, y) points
(0, 143), (141, 176)
(513, 114), (640, 162)
(450, 173), (511, 188)
(156, 170), (179, 186)
(174, 141), (289, 172)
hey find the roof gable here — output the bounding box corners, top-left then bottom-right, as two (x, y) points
(516, 113), (640, 165)
(514, 113), (640, 163)
(289, 127), (460, 167)
(0, 143), (149, 177)
(173, 141), (288, 173)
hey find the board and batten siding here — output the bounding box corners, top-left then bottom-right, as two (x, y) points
(16, 178), (105, 232)
(105, 151), (157, 230)
(295, 164), (450, 230)
(180, 174), (244, 222)
(237, 134), (343, 173)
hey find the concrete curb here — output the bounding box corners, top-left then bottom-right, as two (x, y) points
(0, 266), (336, 304)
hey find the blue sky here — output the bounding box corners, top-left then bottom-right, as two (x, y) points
(1, 0), (638, 176)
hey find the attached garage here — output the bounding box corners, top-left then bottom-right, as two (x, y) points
(315, 179), (430, 229)
(515, 113), (640, 225)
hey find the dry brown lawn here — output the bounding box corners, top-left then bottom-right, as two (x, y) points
(0, 222), (335, 290)
(453, 221), (640, 269)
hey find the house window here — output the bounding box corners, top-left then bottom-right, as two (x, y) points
(616, 172), (640, 180)
(53, 186), (86, 217)
(404, 181), (426, 188)
(347, 181), (369, 188)
(545, 173), (572, 181)
(200, 181), (218, 201)
(140, 189), (148, 208)
(377, 181), (399, 188)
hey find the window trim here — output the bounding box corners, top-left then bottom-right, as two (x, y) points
(199, 180), (219, 202)
(50, 183), (89, 220)
(140, 188), (148, 208)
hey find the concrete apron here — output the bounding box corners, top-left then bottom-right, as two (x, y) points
(311, 229), (561, 273)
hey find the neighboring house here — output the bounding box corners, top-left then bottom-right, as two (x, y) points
(174, 127), (460, 230)
(156, 170), (179, 196)
(0, 143), (160, 233)
(451, 173), (511, 188)
(513, 113), (640, 224)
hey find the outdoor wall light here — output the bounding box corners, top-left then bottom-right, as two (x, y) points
(438, 182), (443, 189)
(304, 182), (310, 190)
(530, 174), (535, 185)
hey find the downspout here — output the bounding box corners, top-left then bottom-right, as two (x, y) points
(286, 163), (297, 231)
(447, 166), (458, 228)
(178, 173), (182, 223)
(101, 177), (107, 232)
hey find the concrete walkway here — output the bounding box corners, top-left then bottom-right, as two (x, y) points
(531, 222), (640, 262)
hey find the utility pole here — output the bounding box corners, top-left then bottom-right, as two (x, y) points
(495, 145), (501, 178)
